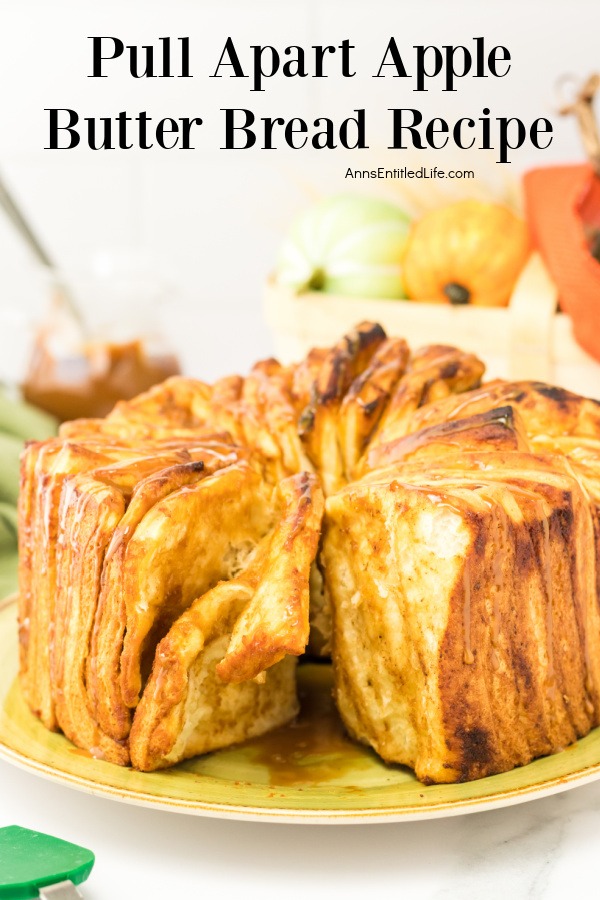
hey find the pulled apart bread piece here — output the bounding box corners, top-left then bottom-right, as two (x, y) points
(130, 472), (322, 770)
(18, 322), (600, 783)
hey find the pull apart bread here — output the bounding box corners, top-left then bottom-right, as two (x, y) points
(17, 322), (600, 782)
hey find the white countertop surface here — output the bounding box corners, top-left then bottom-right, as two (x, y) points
(1, 756), (599, 899)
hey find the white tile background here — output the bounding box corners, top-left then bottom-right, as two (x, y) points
(0, 0), (598, 382)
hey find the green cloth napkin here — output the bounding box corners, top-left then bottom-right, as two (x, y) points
(0, 391), (57, 443)
(0, 390), (57, 598)
(0, 552), (18, 600)
(0, 502), (18, 550)
(0, 433), (24, 506)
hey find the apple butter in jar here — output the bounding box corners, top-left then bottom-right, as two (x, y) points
(22, 257), (181, 422)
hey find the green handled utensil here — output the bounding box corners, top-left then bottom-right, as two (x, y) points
(0, 826), (94, 899)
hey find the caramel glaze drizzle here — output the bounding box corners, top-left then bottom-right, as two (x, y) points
(562, 458), (596, 713)
(541, 512), (556, 698)
(489, 499), (509, 672)
(404, 472), (586, 707)
(435, 479), (555, 684)
(483, 462), (596, 716)
(462, 494), (508, 669)
(488, 481), (557, 698)
(462, 565), (474, 665)
(425, 490), (477, 665)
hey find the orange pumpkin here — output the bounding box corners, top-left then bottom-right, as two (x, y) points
(403, 200), (530, 307)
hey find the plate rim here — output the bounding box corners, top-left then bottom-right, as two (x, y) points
(3, 738), (600, 824)
(3, 594), (600, 824)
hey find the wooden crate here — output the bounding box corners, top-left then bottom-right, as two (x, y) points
(264, 253), (600, 399)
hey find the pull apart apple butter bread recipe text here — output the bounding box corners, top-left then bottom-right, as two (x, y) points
(17, 323), (600, 783)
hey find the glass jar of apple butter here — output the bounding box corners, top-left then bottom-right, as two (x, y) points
(22, 257), (181, 422)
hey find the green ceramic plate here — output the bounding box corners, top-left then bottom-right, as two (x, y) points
(2, 594), (600, 824)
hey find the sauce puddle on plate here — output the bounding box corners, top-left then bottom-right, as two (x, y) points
(238, 662), (371, 786)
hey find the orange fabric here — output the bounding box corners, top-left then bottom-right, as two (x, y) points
(523, 164), (600, 362)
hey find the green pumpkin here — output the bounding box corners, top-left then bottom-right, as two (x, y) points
(276, 195), (411, 299)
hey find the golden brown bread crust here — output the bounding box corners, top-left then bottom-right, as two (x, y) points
(18, 428), (324, 767)
(216, 472), (324, 683)
(295, 328), (485, 654)
(324, 385), (600, 782)
(87, 453), (231, 742)
(118, 462), (277, 712)
(337, 337), (410, 475)
(324, 457), (600, 781)
(129, 472), (322, 770)
(19, 439), (123, 730)
(51, 470), (129, 764)
(18, 321), (600, 781)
